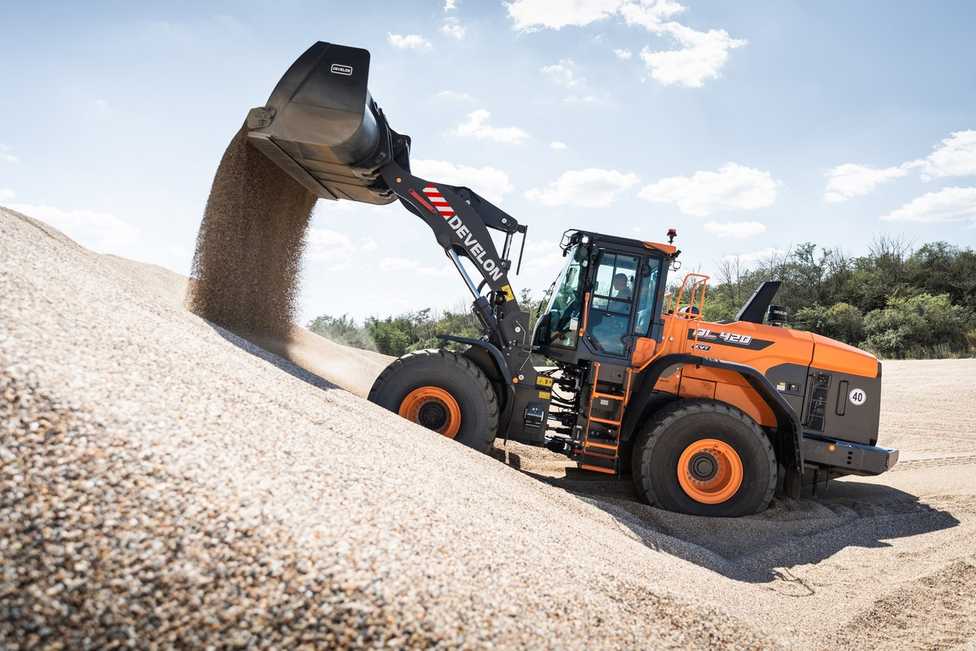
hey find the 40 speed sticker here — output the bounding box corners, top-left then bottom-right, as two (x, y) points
(687, 328), (773, 351)
(848, 388), (867, 406)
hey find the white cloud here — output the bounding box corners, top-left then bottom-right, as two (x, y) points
(639, 163), (778, 216)
(913, 130), (976, 181)
(412, 159), (514, 202)
(441, 17), (466, 40)
(453, 109), (530, 144)
(506, 0), (627, 31)
(723, 247), (786, 265)
(520, 239), (565, 272)
(507, 1), (744, 88)
(639, 24), (746, 88)
(823, 131), (976, 202)
(613, 48), (633, 60)
(7, 202), (139, 253)
(0, 144), (20, 164)
(540, 59), (611, 104)
(541, 58), (585, 88)
(880, 187), (976, 223)
(562, 93), (605, 105)
(824, 163), (908, 203)
(507, 0), (685, 31)
(525, 168), (639, 207)
(618, 0), (685, 29)
(387, 33), (432, 50)
(703, 220), (767, 239)
(550, 141), (569, 150)
(306, 228), (377, 270)
(435, 90), (475, 102)
(444, 0), (457, 10)
(0, 188), (14, 201)
(379, 257), (451, 277)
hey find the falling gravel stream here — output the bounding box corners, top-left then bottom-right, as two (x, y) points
(187, 126), (317, 340)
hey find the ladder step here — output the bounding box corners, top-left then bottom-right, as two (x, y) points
(589, 416), (622, 426)
(584, 441), (619, 452)
(592, 391), (625, 400)
(580, 463), (616, 475)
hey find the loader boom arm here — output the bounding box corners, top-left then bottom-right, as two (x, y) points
(244, 40), (536, 379)
(377, 161), (531, 356)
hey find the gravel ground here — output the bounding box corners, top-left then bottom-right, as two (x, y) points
(5, 206), (976, 649)
(0, 208), (772, 648)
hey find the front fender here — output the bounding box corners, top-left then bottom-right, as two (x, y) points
(437, 335), (515, 430)
(621, 354), (803, 473)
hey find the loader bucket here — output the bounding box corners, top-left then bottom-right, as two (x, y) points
(245, 41), (408, 204)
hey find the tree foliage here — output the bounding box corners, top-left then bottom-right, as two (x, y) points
(703, 239), (976, 359)
(309, 241), (976, 361)
(307, 293), (545, 358)
(307, 314), (377, 351)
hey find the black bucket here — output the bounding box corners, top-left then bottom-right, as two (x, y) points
(246, 42), (408, 204)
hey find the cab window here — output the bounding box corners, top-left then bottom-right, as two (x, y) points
(537, 245), (587, 349)
(588, 252), (638, 355)
(633, 257), (662, 337)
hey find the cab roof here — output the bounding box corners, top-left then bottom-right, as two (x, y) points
(560, 229), (678, 257)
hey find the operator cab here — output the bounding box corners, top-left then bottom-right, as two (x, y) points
(533, 230), (676, 365)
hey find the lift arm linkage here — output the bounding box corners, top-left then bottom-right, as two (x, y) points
(378, 162), (531, 355)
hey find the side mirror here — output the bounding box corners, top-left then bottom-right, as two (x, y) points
(766, 304), (788, 326)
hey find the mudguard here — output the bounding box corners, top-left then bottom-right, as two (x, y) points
(621, 354), (804, 474)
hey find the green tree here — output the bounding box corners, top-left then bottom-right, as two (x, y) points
(794, 302), (865, 346)
(863, 293), (972, 358)
(307, 314), (377, 350)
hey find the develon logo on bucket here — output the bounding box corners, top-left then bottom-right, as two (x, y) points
(330, 64), (353, 76)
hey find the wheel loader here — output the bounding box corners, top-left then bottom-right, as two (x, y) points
(244, 42), (898, 516)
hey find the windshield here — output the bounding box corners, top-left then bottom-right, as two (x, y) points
(535, 245), (587, 349)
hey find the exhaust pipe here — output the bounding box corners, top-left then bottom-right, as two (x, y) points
(245, 42), (410, 204)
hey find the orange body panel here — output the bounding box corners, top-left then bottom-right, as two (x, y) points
(636, 274), (880, 429)
(678, 375), (716, 400)
(643, 241), (678, 256)
(631, 337), (657, 367)
(714, 379), (777, 427)
(810, 333), (877, 376)
(654, 365), (778, 427)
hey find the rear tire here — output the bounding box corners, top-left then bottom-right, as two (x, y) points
(368, 349), (498, 453)
(632, 400), (777, 517)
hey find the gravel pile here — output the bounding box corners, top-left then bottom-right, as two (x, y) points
(0, 207), (771, 648)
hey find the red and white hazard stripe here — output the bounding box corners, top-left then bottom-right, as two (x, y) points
(422, 185), (455, 218)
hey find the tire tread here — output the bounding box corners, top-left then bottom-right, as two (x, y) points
(368, 348), (499, 450)
(633, 399), (777, 515)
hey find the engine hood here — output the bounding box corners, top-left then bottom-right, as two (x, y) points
(809, 332), (880, 378)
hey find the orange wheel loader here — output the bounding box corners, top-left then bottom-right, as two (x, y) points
(243, 41), (898, 516)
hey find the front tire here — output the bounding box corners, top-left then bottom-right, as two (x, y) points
(368, 349), (498, 453)
(632, 400), (777, 517)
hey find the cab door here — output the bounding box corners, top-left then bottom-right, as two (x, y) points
(584, 250), (640, 357)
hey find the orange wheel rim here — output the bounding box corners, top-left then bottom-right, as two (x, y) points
(398, 386), (461, 439)
(676, 438), (744, 505)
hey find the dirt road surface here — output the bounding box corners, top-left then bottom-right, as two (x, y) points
(3, 206), (975, 649)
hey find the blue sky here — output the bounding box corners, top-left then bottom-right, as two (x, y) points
(2, 1), (975, 322)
